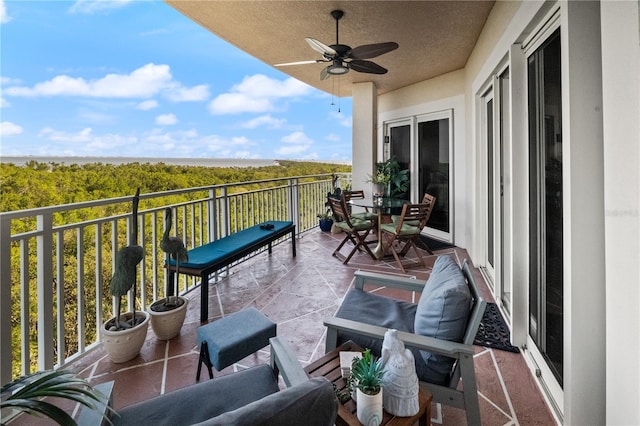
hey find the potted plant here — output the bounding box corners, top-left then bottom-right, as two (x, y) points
(350, 348), (385, 426)
(317, 210), (334, 232)
(102, 188), (150, 363)
(148, 207), (189, 340)
(368, 157), (410, 198)
(0, 370), (112, 424)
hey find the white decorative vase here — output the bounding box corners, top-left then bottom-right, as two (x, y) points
(380, 329), (420, 416)
(356, 388), (383, 426)
(102, 311), (150, 363)
(148, 296), (188, 340)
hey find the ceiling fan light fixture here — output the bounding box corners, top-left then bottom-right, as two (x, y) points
(327, 60), (349, 75)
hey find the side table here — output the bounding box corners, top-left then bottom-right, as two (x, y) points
(305, 340), (431, 426)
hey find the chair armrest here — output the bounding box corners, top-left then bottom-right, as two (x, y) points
(354, 270), (426, 292)
(76, 380), (114, 426)
(323, 317), (475, 358)
(269, 337), (309, 388)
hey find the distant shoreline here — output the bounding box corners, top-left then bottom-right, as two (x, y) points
(0, 156), (351, 167)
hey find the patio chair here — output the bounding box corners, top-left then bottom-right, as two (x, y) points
(324, 256), (486, 426)
(391, 193), (436, 254)
(342, 189), (378, 226)
(326, 195), (376, 264)
(380, 202), (432, 272)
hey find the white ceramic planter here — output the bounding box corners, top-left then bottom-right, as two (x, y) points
(102, 311), (149, 363)
(356, 388), (383, 426)
(148, 297), (188, 340)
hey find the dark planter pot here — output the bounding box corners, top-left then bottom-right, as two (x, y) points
(319, 219), (333, 232)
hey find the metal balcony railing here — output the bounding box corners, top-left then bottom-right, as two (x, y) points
(0, 173), (350, 385)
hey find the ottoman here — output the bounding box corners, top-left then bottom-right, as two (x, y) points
(196, 307), (277, 380)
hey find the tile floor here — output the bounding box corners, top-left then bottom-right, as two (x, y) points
(68, 227), (557, 425)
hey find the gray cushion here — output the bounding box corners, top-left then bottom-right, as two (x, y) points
(198, 377), (338, 426)
(334, 288), (432, 385)
(414, 255), (472, 384)
(113, 365), (279, 425)
(197, 307), (276, 371)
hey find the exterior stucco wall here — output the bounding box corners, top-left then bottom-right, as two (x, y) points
(601, 1), (640, 424)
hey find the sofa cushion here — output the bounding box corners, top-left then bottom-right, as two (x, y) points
(414, 255), (472, 384)
(113, 364), (279, 425)
(333, 287), (433, 386)
(198, 377), (338, 426)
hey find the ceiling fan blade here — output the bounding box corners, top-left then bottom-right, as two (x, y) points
(320, 66), (331, 80)
(349, 42), (399, 60)
(348, 59), (388, 75)
(305, 37), (337, 57)
(275, 60), (325, 67)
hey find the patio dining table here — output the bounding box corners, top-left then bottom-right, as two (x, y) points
(348, 196), (407, 259)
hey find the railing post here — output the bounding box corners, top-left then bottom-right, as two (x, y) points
(1, 215), (13, 384)
(37, 213), (55, 372)
(289, 178), (300, 235)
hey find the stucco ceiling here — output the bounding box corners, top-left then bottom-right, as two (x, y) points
(165, 1), (495, 97)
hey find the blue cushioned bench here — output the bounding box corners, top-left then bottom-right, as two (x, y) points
(167, 221), (296, 322)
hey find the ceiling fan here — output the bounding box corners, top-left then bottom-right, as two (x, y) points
(275, 9), (399, 80)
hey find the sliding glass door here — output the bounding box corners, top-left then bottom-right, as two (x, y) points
(528, 28), (563, 386)
(384, 111), (453, 242)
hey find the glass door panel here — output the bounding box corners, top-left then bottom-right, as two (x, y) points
(389, 124), (411, 201)
(528, 28), (563, 386)
(418, 116), (451, 238)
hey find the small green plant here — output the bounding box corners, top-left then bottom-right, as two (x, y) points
(0, 370), (113, 425)
(317, 210), (333, 220)
(350, 348), (385, 395)
(367, 157), (409, 197)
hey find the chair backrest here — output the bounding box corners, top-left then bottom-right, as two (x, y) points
(327, 196), (352, 226)
(420, 193), (436, 227)
(342, 190), (365, 202)
(448, 259), (487, 386)
(393, 203), (432, 232)
(342, 190), (365, 214)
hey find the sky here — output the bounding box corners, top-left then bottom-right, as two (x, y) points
(0, 0), (353, 162)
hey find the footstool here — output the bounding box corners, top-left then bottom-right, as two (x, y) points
(196, 307), (277, 380)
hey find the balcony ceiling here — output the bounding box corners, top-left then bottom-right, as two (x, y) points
(165, 1), (495, 97)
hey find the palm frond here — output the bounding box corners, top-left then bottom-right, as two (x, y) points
(1, 370), (112, 426)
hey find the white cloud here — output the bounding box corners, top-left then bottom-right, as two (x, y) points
(325, 133), (341, 142)
(240, 115), (286, 129)
(0, 0), (11, 24)
(38, 127), (138, 151)
(68, 0), (133, 15)
(0, 97), (9, 108)
(155, 113), (177, 126)
(329, 111), (352, 127)
(165, 84), (209, 102)
(0, 121), (23, 136)
(137, 100), (159, 110)
(209, 74), (313, 115)
(209, 93), (272, 115)
(276, 131), (314, 156)
(4, 63), (208, 102)
(26, 124), (270, 159)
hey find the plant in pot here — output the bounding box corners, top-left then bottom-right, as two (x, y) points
(0, 370), (112, 425)
(350, 348), (386, 426)
(148, 207), (189, 340)
(102, 188), (150, 363)
(368, 157), (410, 199)
(317, 210), (334, 232)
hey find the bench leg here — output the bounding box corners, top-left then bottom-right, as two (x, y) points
(167, 269), (175, 297)
(291, 228), (296, 257)
(196, 341), (214, 381)
(200, 272), (208, 322)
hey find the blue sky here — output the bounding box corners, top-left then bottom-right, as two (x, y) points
(0, 0), (353, 161)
